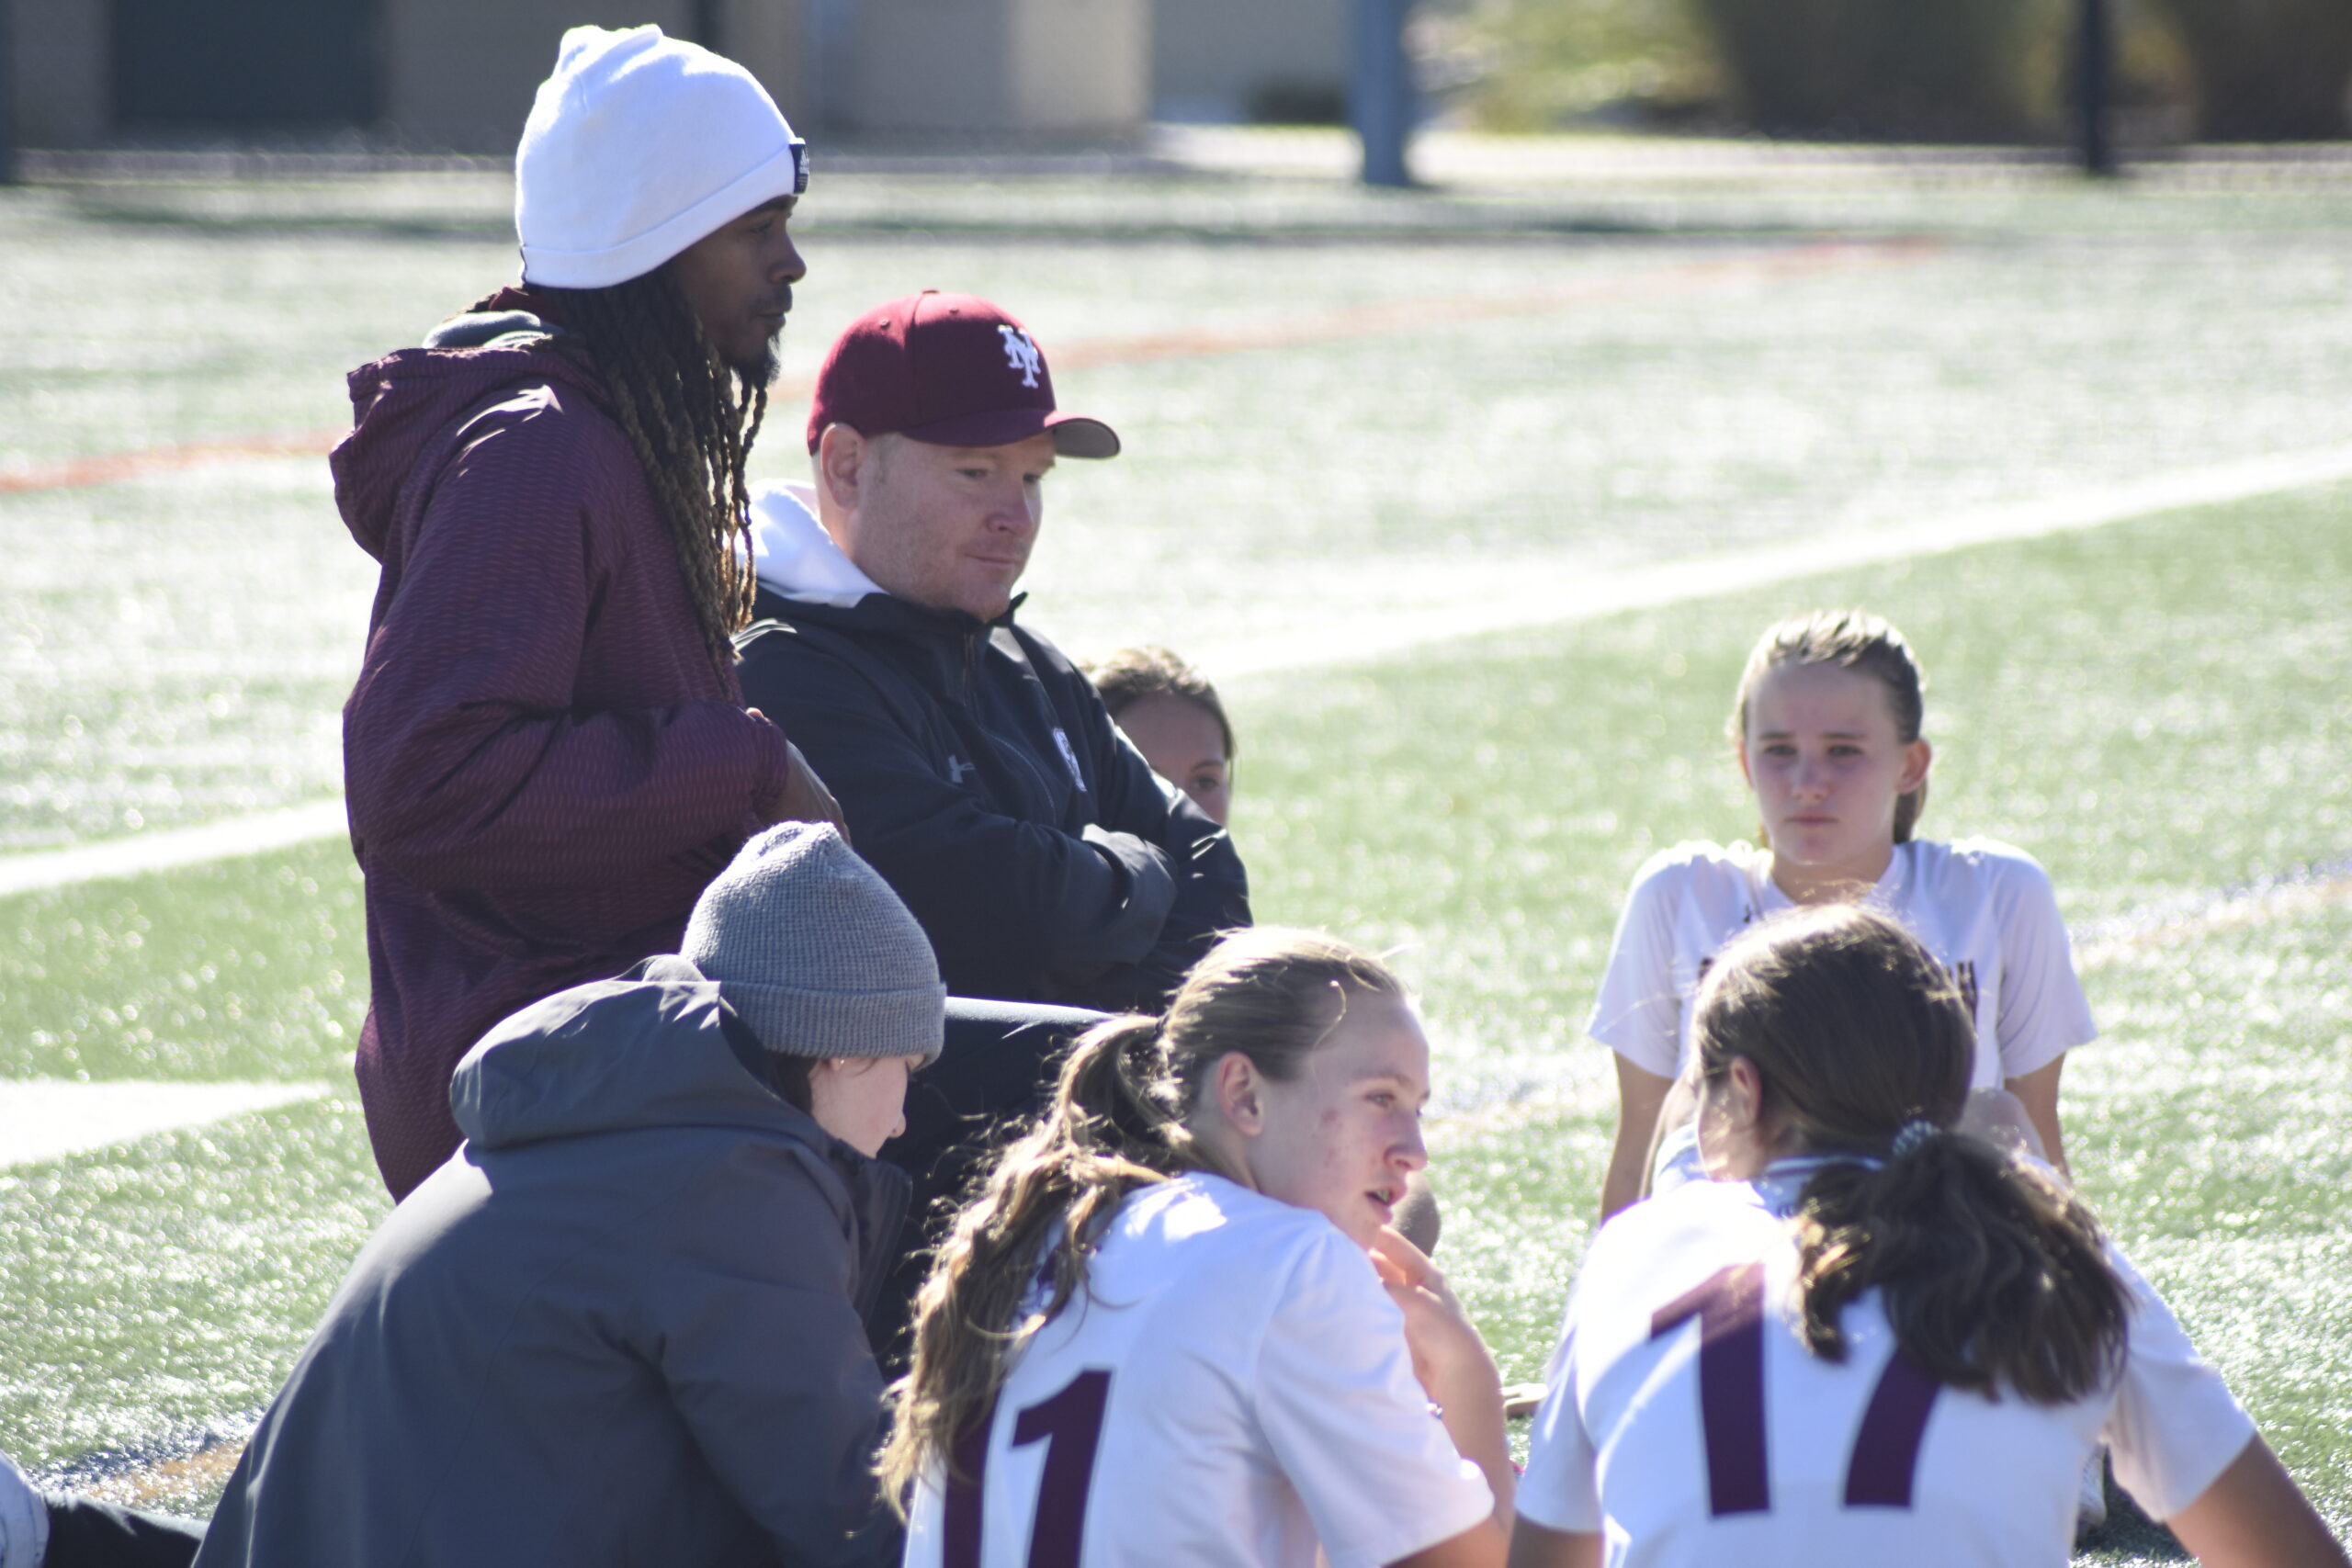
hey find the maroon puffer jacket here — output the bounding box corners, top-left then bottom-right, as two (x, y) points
(334, 292), (794, 1198)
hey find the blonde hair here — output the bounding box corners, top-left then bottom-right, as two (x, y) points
(1693, 906), (2126, 1403)
(877, 928), (1403, 1506)
(1730, 609), (1929, 842)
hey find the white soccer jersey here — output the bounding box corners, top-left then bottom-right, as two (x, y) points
(900, 1173), (1493, 1568)
(1588, 839), (2097, 1090)
(1517, 1162), (2256, 1568)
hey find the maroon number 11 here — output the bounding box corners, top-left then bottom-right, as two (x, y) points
(943, 1369), (1114, 1568)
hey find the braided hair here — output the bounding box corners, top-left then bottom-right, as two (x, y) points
(537, 268), (768, 673)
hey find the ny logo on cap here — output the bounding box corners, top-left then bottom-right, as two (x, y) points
(998, 325), (1044, 389)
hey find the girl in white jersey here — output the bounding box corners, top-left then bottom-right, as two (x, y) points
(1594, 609), (2092, 1220)
(883, 928), (1515, 1568)
(1512, 906), (2344, 1568)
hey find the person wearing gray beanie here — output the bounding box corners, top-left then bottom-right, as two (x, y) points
(685, 822), (948, 1156)
(0, 846), (1091, 1568)
(183, 828), (939, 1568)
(337, 22), (848, 1202)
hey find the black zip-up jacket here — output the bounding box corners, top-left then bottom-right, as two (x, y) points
(736, 587), (1250, 1012)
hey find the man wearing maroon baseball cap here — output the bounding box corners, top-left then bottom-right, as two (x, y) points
(736, 291), (1249, 1017)
(811, 289), (1122, 462)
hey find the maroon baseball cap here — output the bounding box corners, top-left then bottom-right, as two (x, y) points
(804, 291), (1120, 459)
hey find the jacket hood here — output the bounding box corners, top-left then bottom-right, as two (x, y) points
(333, 287), (609, 562)
(749, 482), (886, 608)
(745, 480), (1028, 642)
(747, 483), (1023, 654)
(449, 953), (831, 1155)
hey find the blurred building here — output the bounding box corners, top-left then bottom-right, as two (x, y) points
(1153, 0), (1343, 124)
(6, 0), (1344, 151)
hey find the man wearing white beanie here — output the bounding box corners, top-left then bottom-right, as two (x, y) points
(334, 25), (847, 1203)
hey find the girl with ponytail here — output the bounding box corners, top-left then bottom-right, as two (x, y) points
(1511, 905), (2343, 1568)
(885, 927), (1515, 1568)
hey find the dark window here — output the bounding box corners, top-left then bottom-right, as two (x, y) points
(113, 0), (379, 130)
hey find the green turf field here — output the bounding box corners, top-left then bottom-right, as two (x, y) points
(2, 143), (2347, 1555)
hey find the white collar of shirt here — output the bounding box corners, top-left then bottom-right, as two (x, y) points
(1747, 839), (1914, 919)
(1746, 1154), (1883, 1219)
(746, 481), (885, 608)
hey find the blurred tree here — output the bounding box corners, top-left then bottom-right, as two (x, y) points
(1692, 0), (2055, 139)
(2149, 0), (2352, 139)
(1445, 0), (2201, 142)
(1441, 0), (1722, 130)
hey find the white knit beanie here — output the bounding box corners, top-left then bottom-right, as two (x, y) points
(515, 25), (808, 289)
(684, 823), (946, 1063)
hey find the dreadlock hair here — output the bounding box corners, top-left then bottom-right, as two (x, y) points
(876, 927), (1406, 1511)
(1691, 904), (2128, 1404)
(536, 266), (767, 673)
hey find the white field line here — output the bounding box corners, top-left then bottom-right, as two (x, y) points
(2073, 871), (2352, 971)
(1216, 440), (2352, 678)
(0, 1078), (330, 1170)
(4, 440), (2352, 897)
(0, 798), (347, 898)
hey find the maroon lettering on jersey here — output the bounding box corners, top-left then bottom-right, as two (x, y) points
(1651, 1261), (1770, 1517)
(943, 1398), (998, 1568)
(1845, 1349), (1942, 1507)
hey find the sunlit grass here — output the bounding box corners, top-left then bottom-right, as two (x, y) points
(0, 838), (365, 1082)
(1, 484), (2340, 1555)
(1236, 482), (2352, 1041)
(1228, 485), (2352, 1549)
(1, 177), (2347, 1553)
(8, 188), (2352, 848)
(0, 1095), (385, 1473)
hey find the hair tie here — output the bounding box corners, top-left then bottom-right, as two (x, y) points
(1889, 1118), (1939, 1159)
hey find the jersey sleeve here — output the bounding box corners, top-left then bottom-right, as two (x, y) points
(1586, 852), (1689, 1079)
(1251, 1232), (1494, 1568)
(1983, 846), (2098, 1080)
(2101, 1247), (2258, 1521)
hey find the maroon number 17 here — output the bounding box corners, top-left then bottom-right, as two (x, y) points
(1650, 1263), (1943, 1516)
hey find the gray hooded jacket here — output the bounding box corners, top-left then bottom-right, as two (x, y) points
(194, 956), (910, 1568)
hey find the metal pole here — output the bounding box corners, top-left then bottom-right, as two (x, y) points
(1351, 0), (1411, 188)
(0, 0), (17, 186)
(2078, 0), (2116, 176)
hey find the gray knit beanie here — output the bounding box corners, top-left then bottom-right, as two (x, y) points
(683, 822), (945, 1062)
